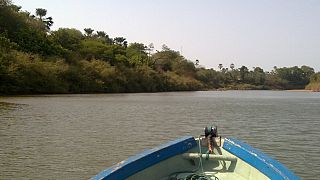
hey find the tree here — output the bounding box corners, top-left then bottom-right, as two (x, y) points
(228, 63), (237, 83)
(52, 28), (84, 51)
(301, 65), (314, 83)
(230, 63), (235, 70)
(309, 72), (320, 83)
(195, 59), (199, 66)
(113, 37), (127, 47)
(97, 31), (107, 39)
(43, 16), (53, 30)
(147, 43), (154, 56)
(79, 39), (109, 60)
(252, 67), (265, 85)
(0, 0), (11, 6)
(152, 47), (180, 72)
(2, 0), (319, 94)
(0, 35), (17, 52)
(35, 8), (53, 30)
(96, 31), (106, 38)
(94, 31), (112, 44)
(84, 28), (94, 37)
(275, 66), (314, 89)
(162, 44), (170, 51)
(126, 43), (148, 67)
(305, 72), (320, 91)
(35, 8), (47, 20)
(172, 58), (196, 77)
(239, 65), (249, 82)
(196, 68), (221, 88)
(0, 4), (62, 55)
(148, 43), (154, 51)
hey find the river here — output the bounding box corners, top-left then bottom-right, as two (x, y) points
(0, 91), (319, 179)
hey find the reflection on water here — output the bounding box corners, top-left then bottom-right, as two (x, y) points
(0, 101), (25, 110)
(0, 91), (319, 179)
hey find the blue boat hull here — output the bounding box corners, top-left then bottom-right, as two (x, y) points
(92, 136), (299, 180)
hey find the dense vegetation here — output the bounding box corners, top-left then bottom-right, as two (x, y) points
(305, 73), (320, 91)
(0, 1), (318, 94)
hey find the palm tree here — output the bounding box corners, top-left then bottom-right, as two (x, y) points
(36, 8), (47, 20)
(148, 43), (154, 53)
(195, 59), (199, 66)
(230, 63), (235, 70)
(44, 16), (53, 29)
(113, 37), (127, 47)
(84, 28), (94, 37)
(35, 8), (53, 30)
(229, 63), (236, 81)
(147, 43), (154, 62)
(96, 31), (106, 38)
(239, 65), (249, 82)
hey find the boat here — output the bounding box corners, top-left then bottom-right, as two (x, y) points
(92, 127), (299, 180)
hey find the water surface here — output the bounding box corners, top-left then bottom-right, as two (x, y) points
(0, 91), (319, 179)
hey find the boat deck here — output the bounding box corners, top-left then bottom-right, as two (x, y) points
(128, 138), (269, 180)
(93, 136), (299, 180)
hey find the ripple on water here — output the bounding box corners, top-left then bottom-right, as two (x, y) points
(0, 91), (319, 179)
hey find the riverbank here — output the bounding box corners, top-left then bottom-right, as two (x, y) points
(2, 88), (319, 96)
(305, 82), (320, 92)
(285, 89), (314, 92)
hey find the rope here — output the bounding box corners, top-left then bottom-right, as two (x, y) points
(167, 136), (219, 180)
(198, 136), (204, 173)
(180, 173), (211, 180)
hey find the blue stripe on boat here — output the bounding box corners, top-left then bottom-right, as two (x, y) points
(92, 136), (197, 180)
(223, 137), (300, 180)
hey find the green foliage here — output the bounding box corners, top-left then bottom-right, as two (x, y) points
(84, 28), (94, 37)
(35, 8), (53, 30)
(0, 0), (12, 6)
(52, 28), (83, 51)
(35, 8), (46, 19)
(164, 72), (203, 91)
(195, 64), (317, 90)
(305, 73), (320, 91)
(79, 39), (109, 60)
(152, 48), (180, 72)
(264, 73), (287, 90)
(0, 34), (17, 52)
(239, 66), (249, 82)
(126, 43), (148, 67)
(96, 31), (106, 38)
(196, 68), (221, 88)
(252, 67), (265, 85)
(309, 72), (320, 83)
(68, 60), (115, 92)
(305, 83), (320, 92)
(113, 37), (127, 47)
(172, 58), (196, 77)
(1, 52), (69, 94)
(0, 0), (318, 94)
(275, 66), (314, 89)
(0, 4), (62, 56)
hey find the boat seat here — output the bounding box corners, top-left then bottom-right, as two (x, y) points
(182, 153), (237, 162)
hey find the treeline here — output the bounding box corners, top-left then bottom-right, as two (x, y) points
(199, 64), (315, 90)
(306, 73), (320, 91)
(0, 1), (318, 94)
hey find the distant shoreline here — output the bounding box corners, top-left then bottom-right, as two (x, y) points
(285, 89), (314, 92)
(208, 89), (319, 92)
(1, 89), (318, 96)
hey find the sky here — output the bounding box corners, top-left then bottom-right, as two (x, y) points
(13, 0), (320, 71)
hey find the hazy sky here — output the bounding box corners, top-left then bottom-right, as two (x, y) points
(14, 0), (320, 71)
